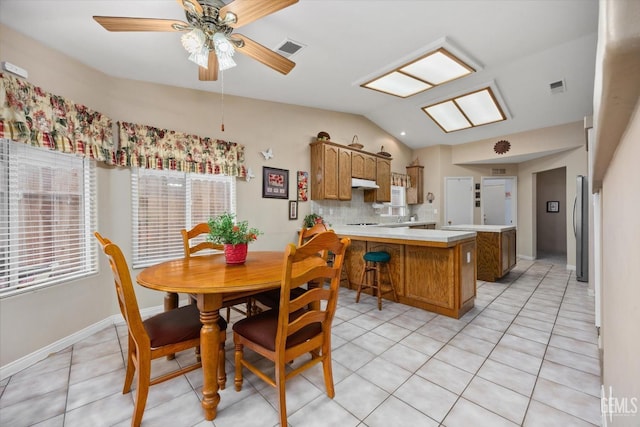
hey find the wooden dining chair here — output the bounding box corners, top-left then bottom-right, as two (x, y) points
(94, 232), (227, 427)
(182, 223), (255, 321)
(253, 222), (329, 310)
(233, 231), (351, 426)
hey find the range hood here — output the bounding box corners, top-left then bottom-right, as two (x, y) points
(351, 178), (379, 189)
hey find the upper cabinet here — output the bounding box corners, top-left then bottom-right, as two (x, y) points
(406, 165), (424, 205)
(351, 152), (377, 180)
(310, 141), (391, 201)
(364, 157), (391, 203)
(310, 142), (352, 200)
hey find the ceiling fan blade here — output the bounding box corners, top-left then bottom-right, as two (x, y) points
(93, 16), (188, 32)
(234, 34), (295, 75)
(219, 0), (298, 28)
(199, 51), (219, 81)
(175, 0), (203, 16)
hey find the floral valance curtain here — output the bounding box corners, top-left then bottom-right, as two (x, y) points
(0, 73), (115, 163)
(117, 121), (246, 177)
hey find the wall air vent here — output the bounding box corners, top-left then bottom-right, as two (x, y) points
(549, 79), (566, 94)
(275, 39), (305, 58)
(491, 168), (506, 175)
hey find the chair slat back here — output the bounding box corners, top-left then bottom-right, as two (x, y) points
(182, 223), (224, 258)
(276, 231), (350, 352)
(297, 222), (328, 246)
(95, 232), (149, 346)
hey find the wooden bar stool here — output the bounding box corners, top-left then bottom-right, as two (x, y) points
(355, 251), (397, 310)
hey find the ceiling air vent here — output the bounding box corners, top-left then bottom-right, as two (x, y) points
(275, 39), (305, 58)
(491, 168), (506, 175)
(549, 79), (566, 94)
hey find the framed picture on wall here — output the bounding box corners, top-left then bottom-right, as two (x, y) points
(546, 201), (560, 213)
(288, 200), (298, 220)
(262, 167), (289, 199)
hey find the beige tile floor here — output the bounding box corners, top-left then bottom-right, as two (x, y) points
(0, 258), (602, 426)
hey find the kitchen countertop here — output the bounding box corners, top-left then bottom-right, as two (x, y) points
(375, 221), (437, 228)
(332, 225), (475, 243)
(441, 224), (516, 232)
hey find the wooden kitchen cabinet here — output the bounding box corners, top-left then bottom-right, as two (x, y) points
(310, 142), (351, 200)
(406, 165), (424, 204)
(341, 234), (476, 319)
(352, 152), (377, 180)
(310, 140), (391, 201)
(364, 158), (391, 203)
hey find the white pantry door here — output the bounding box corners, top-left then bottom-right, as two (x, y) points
(444, 177), (473, 225)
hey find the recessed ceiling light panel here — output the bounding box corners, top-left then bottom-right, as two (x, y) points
(363, 72), (432, 98)
(422, 86), (507, 133)
(455, 88), (505, 125)
(360, 45), (475, 98)
(423, 101), (472, 132)
(401, 49), (474, 85)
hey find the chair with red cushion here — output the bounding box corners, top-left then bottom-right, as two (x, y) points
(95, 232), (227, 427)
(232, 231), (351, 426)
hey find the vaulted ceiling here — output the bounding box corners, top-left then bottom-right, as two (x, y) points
(0, 0), (599, 149)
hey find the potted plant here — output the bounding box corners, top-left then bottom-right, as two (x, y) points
(303, 213), (325, 228)
(207, 213), (262, 264)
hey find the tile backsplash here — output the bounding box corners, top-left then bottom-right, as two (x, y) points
(311, 191), (439, 226)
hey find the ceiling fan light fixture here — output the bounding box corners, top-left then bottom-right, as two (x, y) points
(188, 45), (210, 68)
(213, 32), (237, 70)
(181, 28), (206, 53)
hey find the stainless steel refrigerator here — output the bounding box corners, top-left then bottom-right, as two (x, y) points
(574, 175), (589, 282)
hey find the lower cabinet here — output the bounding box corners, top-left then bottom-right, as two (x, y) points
(476, 229), (517, 281)
(342, 237), (476, 318)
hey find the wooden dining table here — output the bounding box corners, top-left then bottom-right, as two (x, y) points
(135, 250), (324, 421)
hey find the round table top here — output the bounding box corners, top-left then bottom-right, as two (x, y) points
(136, 251), (287, 294)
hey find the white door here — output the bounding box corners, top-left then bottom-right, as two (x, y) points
(483, 182), (506, 224)
(444, 177), (473, 225)
(481, 176), (517, 225)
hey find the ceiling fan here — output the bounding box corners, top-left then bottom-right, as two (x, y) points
(93, 0), (298, 81)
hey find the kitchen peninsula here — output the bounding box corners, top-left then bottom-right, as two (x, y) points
(332, 226), (477, 319)
(442, 225), (517, 282)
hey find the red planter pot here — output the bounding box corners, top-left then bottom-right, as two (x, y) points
(223, 243), (248, 265)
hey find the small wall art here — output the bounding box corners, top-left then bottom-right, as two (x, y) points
(262, 167), (289, 199)
(546, 201), (560, 213)
(288, 200), (298, 220)
(297, 171), (309, 201)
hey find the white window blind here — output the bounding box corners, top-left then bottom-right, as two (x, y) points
(0, 139), (98, 298)
(131, 168), (235, 268)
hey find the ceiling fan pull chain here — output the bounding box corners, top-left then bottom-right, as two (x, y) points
(220, 69), (225, 132)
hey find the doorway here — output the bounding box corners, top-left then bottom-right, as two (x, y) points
(481, 177), (517, 225)
(536, 167), (567, 261)
(444, 177), (473, 226)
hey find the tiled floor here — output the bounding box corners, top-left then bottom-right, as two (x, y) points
(0, 258), (602, 426)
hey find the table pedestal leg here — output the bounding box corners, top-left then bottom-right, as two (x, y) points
(198, 295), (222, 421)
(165, 292), (179, 360)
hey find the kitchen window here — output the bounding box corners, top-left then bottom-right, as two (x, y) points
(131, 168), (236, 268)
(0, 139), (98, 298)
(382, 185), (407, 217)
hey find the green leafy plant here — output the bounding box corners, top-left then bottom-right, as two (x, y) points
(207, 213), (262, 245)
(303, 213), (325, 228)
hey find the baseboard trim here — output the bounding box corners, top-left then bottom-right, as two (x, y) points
(0, 304), (165, 381)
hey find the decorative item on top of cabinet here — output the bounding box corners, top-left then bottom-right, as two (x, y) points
(348, 135), (364, 149)
(406, 165), (424, 205)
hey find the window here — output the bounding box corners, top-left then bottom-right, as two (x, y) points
(131, 168), (236, 268)
(0, 139), (98, 298)
(382, 185), (407, 217)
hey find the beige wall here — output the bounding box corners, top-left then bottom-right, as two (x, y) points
(601, 102), (640, 426)
(0, 24), (411, 366)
